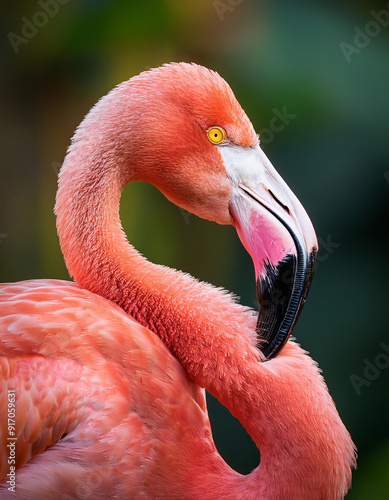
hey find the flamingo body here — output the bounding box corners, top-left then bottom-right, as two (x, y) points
(0, 281), (354, 500)
(0, 63), (355, 499)
(1, 280), (212, 499)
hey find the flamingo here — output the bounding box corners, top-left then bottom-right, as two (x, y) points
(0, 62), (355, 499)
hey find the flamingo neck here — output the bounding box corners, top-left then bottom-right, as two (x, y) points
(55, 109), (354, 499)
(55, 139), (258, 356)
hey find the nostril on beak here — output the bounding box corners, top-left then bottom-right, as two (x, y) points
(268, 189), (291, 215)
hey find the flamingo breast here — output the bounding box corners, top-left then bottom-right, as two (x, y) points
(0, 280), (216, 499)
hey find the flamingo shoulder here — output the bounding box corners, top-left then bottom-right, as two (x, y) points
(0, 280), (210, 498)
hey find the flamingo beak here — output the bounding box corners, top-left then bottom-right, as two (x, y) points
(219, 145), (318, 360)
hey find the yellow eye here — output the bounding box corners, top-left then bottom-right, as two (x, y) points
(207, 126), (226, 144)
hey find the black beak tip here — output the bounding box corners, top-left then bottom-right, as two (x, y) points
(261, 337), (285, 360)
(255, 249), (317, 361)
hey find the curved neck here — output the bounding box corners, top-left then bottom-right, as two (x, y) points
(56, 137), (257, 372)
(55, 123), (354, 499)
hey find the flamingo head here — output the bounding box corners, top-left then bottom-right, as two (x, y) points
(97, 63), (318, 359)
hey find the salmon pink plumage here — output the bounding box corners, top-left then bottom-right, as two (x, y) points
(0, 63), (356, 499)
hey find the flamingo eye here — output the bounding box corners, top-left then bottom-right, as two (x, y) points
(207, 126), (226, 144)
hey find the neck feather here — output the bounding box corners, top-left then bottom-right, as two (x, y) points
(55, 109), (355, 499)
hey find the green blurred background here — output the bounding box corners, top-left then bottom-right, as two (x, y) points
(1, 1), (388, 497)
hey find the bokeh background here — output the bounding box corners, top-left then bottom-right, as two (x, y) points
(1, 1), (388, 497)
